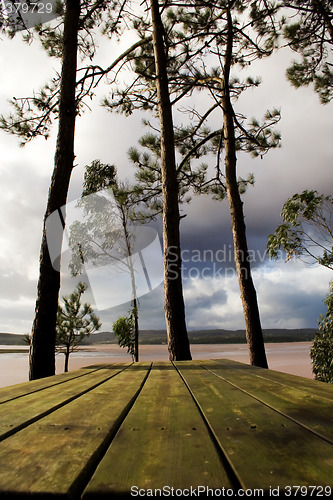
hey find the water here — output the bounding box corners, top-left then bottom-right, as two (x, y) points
(0, 342), (314, 388)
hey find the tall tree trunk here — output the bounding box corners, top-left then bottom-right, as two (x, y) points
(150, 0), (191, 361)
(29, 0), (80, 380)
(222, 10), (268, 369)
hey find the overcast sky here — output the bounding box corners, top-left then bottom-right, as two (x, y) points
(0, 17), (332, 336)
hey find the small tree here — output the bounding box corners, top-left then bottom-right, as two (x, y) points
(310, 283), (333, 383)
(23, 334), (31, 345)
(56, 282), (101, 372)
(68, 160), (146, 362)
(113, 309), (136, 361)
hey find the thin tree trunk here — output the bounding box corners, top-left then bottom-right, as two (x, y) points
(127, 246), (139, 362)
(64, 347), (70, 373)
(222, 10), (268, 369)
(29, 0), (80, 380)
(133, 297), (139, 362)
(120, 202), (140, 362)
(150, 0), (191, 361)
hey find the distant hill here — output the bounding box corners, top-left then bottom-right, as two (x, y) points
(0, 328), (317, 346)
(136, 328), (317, 344)
(0, 333), (27, 345)
(188, 328), (317, 344)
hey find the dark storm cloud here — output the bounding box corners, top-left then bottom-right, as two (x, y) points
(257, 266), (330, 329)
(188, 287), (228, 311)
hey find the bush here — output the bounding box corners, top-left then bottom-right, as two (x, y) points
(310, 283), (333, 383)
(113, 309), (136, 360)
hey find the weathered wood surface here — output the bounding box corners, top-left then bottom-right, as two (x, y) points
(0, 364), (131, 441)
(175, 361), (333, 490)
(201, 359), (333, 441)
(0, 360), (332, 498)
(0, 366), (102, 405)
(83, 363), (232, 498)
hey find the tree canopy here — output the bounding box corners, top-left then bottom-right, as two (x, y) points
(267, 190), (333, 270)
(283, 0), (333, 103)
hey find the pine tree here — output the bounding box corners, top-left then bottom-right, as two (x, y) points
(283, 0), (333, 103)
(160, 1), (281, 368)
(0, 0), (126, 379)
(56, 282), (101, 372)
(29, 0), (81, 379)
(149, 0), (191, 360)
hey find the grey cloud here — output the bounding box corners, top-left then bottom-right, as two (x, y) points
(0, 271), (36, 302)
(93, 282), (166, 331)
(259, 285), (327, 329)
(188, 288), (228, 311)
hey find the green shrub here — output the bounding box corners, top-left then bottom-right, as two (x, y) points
(310, 283), (333, 383)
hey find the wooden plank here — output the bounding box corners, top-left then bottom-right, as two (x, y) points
(0, 363), (131, 440)
(0, 365), (107, 404)
(214, 358), (333, 399)
(200, 359), (333, 443)
(83, 362), (232, 498)
(0, 363), (151, 498)
(175, 361), (333, 491)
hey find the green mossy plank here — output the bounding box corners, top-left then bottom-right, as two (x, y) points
(0, 363), (151, 498)
(175, 361), (333, 491)
(214, 358), (333, 399)
(200, 360), (333, 442)
(0, 364), (131, 440)
(83, 362), (232, 498)
(0, 366), (105, 404)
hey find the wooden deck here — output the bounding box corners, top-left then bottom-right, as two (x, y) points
(0, 359), (332, 498)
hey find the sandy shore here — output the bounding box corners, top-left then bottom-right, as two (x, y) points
(0, 342), (314, 388)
